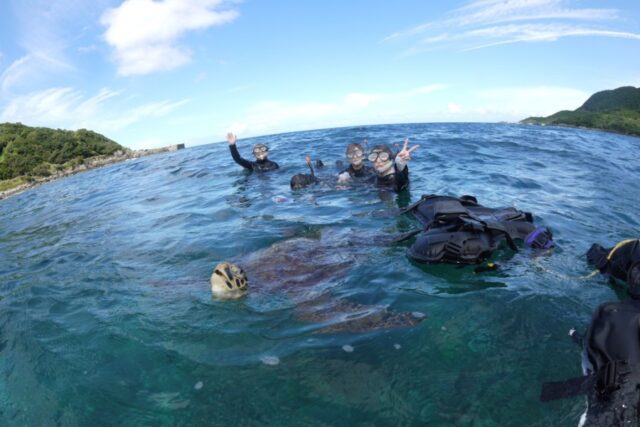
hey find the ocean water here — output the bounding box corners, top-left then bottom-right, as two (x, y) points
(1, 123), (638, 426)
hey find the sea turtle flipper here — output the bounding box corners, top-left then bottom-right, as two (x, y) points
(295, 298), (426, 333)
(318, 309), (425, 333)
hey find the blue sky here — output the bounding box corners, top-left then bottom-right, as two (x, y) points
(1, 0), (639, 150)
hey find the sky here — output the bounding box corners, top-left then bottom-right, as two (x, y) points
(0, 0), (639, 150)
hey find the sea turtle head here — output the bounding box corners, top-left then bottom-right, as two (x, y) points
(210, 261), (249, 299)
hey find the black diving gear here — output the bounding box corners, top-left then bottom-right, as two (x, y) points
(541, 298), (640, 426)
(290, 158), (320, 190)
(587, 239), (640, 294)
(229, 144), (279, 172)
(402, 195), (553, 264)
(374, 164), (409, 192)
(340, 164), (374, 179)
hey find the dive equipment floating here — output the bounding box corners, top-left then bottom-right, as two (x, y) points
(402, 194), (554, 265)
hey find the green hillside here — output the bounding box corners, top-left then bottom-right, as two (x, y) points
(0, 123), (125, 180)
(520, 86), (640, 137)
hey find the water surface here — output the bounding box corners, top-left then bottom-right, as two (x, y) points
(1, 123), (639, 426)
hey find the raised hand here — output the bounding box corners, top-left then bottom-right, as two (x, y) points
(226, 132), (237, 145)
(305, 155), (312, 165)
(396, 138), (419, 161)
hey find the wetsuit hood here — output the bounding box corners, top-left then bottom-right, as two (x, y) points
(586, 243), (609, 270)
(290, 173), (319, 190)
(346, 143), (364, 156)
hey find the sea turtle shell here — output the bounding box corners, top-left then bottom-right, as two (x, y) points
(234, 227), (425, 333)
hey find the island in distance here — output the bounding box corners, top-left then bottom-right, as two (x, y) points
(0, 122), (184, 200)
(521, 85), (640, 137)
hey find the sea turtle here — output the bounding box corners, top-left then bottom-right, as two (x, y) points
(211, 227), (425, 333)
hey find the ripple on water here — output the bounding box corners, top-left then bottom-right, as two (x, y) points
(0, 123), (638, 425)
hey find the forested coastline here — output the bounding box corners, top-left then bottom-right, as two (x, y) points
(521, 86), (640, 137)
(0, 123), (183, 199)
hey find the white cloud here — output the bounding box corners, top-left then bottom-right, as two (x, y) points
(403, 84), (449, 96)
(223, 84), (592, 137)
(227, 85), (250, 93)
(384, 0), (637, 53)
(473, 85), (589, 116)
(101, 0), (239, 76)
(2, 0), (107, 91)
(448, 103), (462, 113)
(0, 54), (74, 94)
(0, 86), (189, 142)
(227, 84), (448, 136)
(461, 25), (640, 50)
(78, 45), (99, 54)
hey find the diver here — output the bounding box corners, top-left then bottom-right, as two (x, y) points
(369, 138), (418, 193)
(290, 156), (320, 190)
(227, 132), (279, 172)
(541, 265), (640, 425)
(337, 141), (374, 184)
(587, 239), (640, 288)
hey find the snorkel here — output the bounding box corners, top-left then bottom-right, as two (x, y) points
(305, 155), (315, 177)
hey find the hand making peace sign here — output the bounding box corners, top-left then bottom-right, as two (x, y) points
(396, 138), (419, 162)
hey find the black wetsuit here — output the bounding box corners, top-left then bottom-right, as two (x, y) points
(581, 299), (640, 426)
(229, 144), (279, 172)
(375, 164), (409, 193)
(340, 164), (374, 179)
(587, 240), (640, 283)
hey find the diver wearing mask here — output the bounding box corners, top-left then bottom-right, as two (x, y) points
(290, 155), (321, 190)
(227, 132), (279, 172)
(587, 239), (640, 287)
(337, 142), (374, 184)
(369, 138), (418, 193)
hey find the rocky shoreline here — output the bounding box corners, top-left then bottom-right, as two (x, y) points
(0, 144), (184, 201)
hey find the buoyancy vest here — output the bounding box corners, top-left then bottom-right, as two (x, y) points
(403, 195), (553, 264)
(541, 300), (640, 426)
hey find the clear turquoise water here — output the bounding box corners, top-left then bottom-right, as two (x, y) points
(1, 123), (638, 426)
